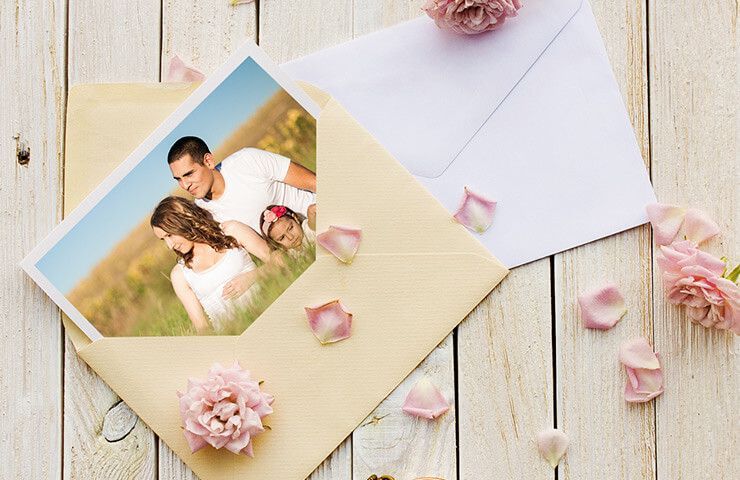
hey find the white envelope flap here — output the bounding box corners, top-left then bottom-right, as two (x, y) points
(284, 0), (582, 178)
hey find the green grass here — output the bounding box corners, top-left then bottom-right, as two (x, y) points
(132, 248), (315, 336)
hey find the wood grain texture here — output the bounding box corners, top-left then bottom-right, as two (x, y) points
(555, 1), (654, 478)
(648, 1), (738, 478)
(64, 1), (161, 478)
(156, 2), (257, 478)
(350, 3), (457, 479)
(0, 1), (65, 479)
(161, 0), (257, 79)
(458, 260), (554, 480)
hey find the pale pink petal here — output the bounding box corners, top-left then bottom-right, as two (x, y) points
(183, 430), (209, 453)
(166, 54), (206, 82)
(578, 283), (627, 330)
(536, 428), (569, 468)
(305, 300), (353, 344)
(402, 377), (450, 420)
(646, 203), (686, 245)
(681, 208), (720, 245)
(453, 187), (497, 234)
(624, 353), (664, 403)
(316, 226), (362, 264)
(618, 337), (660, 370)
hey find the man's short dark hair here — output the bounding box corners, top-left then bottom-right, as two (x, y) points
(167, 136), (211, 165)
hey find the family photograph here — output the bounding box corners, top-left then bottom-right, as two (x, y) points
(151, 136), (317, 334)
(35, 55), (317, 337)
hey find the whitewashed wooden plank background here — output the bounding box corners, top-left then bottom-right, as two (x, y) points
(2, 1), (736, 479)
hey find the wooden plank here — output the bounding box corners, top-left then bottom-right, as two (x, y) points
(161, 0), (257, 78)
(0, 1), (65, 478)
(350, 3), (458, 480)
(458, 260), (554, 479)
(64, 2), (161, 478)
(157, 2), (257, 478)
(555, 1), (654, 478)
(648, 1), (738, 478)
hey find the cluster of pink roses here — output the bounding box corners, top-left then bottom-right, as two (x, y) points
(647, 203), (739, 334)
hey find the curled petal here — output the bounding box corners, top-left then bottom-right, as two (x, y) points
(624, 353), (664, 403)
(619, 338), (664, 403)
(402, 377), (450, 420)
(646, 203), (685, 245)
(317, 226), (362, 264)
(305, 300), (353, 344)
(578, 283), (627, 330)
(536, 428), (569, 468)
(618, 337), (660, 370)
(166, 54), (206, 82)
(453, 187), (497, 234)
(681, 208), (720, 245)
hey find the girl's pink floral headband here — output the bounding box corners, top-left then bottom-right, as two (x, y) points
(262, 205), (288, 236)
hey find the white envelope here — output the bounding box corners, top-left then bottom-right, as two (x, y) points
(284, 0), (655, 268)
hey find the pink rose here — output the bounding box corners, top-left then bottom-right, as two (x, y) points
(657, 240), (740, 334)
(178, 362), (274, 457)
(423, 0), (522, 35)
(263, 210), (277, 224)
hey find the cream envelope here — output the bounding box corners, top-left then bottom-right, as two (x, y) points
(283, 0), (656, 268)
(48, 82), (508, 479)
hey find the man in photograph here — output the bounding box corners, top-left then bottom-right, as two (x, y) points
(167, 136), (316, 232)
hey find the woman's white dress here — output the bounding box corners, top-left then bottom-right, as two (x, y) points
(179, 248), (259, 331)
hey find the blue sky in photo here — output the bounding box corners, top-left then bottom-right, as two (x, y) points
(36, 57), (281, 294)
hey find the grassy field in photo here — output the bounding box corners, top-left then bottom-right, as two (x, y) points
(67, 90), (316, 336)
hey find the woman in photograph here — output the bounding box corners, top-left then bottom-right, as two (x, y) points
(150, 196), (272, 334)
(259, 203), (317, 256)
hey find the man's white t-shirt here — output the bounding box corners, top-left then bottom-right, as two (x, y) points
(195, 148), (315, 232)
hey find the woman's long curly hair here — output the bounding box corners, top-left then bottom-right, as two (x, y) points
(150, 196), (238, 267)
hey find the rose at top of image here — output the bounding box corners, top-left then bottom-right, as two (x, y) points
(423, 0), (522, 35)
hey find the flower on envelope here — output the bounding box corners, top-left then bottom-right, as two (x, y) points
(178, 362), (274, 457)
(423, 0), (522, 35)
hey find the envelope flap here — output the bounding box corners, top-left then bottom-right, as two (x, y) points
(284, 0), (583, 178)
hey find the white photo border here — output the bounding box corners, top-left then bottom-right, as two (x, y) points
(20, 41), (321, 342)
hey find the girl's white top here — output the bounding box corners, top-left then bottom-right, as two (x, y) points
(179, 248), (258, 331)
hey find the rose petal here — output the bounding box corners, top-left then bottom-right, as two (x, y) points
(536, 428), (569, 468)
(453, 187), (497, 234)
(402, 377), (450, 420)
(624, 354), (664, 403)
(183, 430), (209, 453)
(646, 203), (686, 245)
(681, 208), (720, 245)
(305, 300), (353, 344)
(578, 283), (627, 330)
(618, 337), (660, 370)
(166, 54), (206, 83)
(317, 226), (362, 264)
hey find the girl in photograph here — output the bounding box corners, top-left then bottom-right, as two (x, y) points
(150, 196), (272, 334)
(259, 204), (316, 255)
